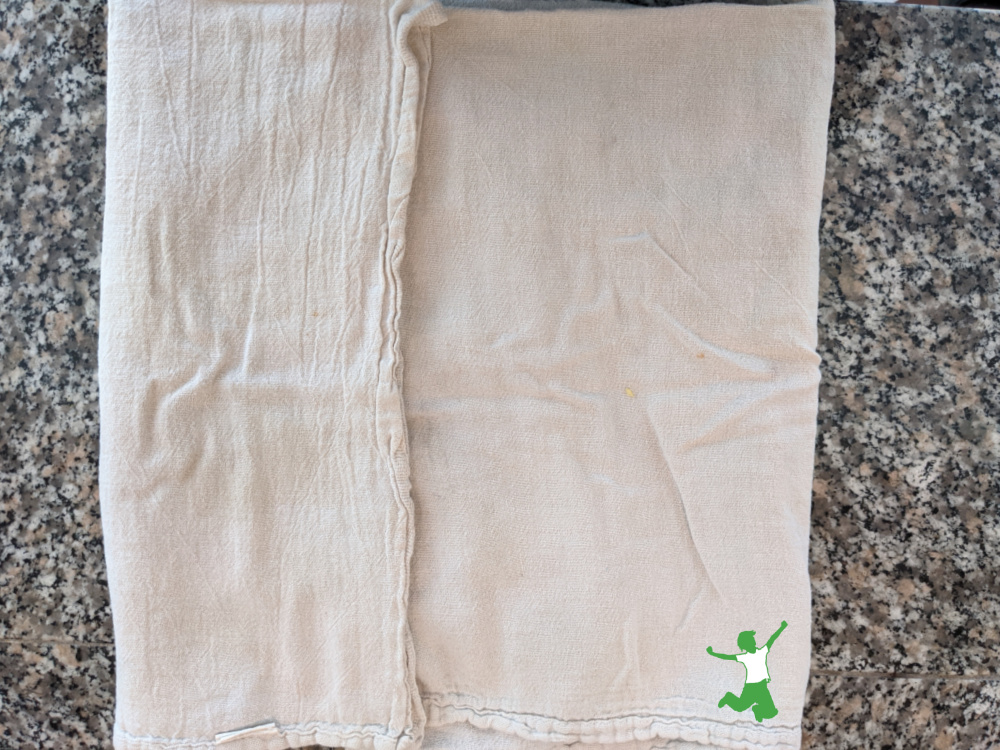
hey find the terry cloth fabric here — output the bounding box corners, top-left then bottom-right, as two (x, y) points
(97, 0), (835, 749)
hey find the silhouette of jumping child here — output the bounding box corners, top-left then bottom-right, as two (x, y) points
(706, 620), (787, 722)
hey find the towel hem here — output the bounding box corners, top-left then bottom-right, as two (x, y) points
(422, 694), (801, 750)
(113, 721), (419, 750)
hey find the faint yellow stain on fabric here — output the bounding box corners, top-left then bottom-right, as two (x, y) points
(625, 387), (635, 398)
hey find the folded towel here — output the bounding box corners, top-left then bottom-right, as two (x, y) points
(98, 0), (835, 749)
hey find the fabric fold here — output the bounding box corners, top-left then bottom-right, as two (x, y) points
(99, 0), (835, 748)
(100, 0), (446, 748)
(400, 1), (834, 748)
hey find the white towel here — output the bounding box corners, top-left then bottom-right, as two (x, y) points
(98, 0), (835, 749)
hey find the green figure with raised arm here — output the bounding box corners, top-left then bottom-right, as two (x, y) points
(706, 620), (787, 722)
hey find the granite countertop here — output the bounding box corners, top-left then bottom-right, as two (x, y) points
(2, 0), (999, 747)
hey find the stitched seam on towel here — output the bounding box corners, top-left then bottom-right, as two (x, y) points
(423, 704), (799, 750)
(421, 694), (800, 749)
(421, 692), (799, 731)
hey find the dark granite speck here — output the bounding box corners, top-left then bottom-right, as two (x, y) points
(1, 0), (999, 747)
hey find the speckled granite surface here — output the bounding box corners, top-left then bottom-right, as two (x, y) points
(1, 0), (998, 747)
(813, 5), (1000, 683)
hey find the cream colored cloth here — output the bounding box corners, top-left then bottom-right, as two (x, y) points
(98, 0), (835, 749)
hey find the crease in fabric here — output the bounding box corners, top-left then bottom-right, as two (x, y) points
(380, 1), (449, 747)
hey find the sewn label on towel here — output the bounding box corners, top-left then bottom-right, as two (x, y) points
(214, 721), (280, 745)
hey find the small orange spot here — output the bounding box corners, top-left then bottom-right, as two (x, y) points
(312, 311), (319, 317)
(696, 352), (705, 359)
(625, 387), (635, 398)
